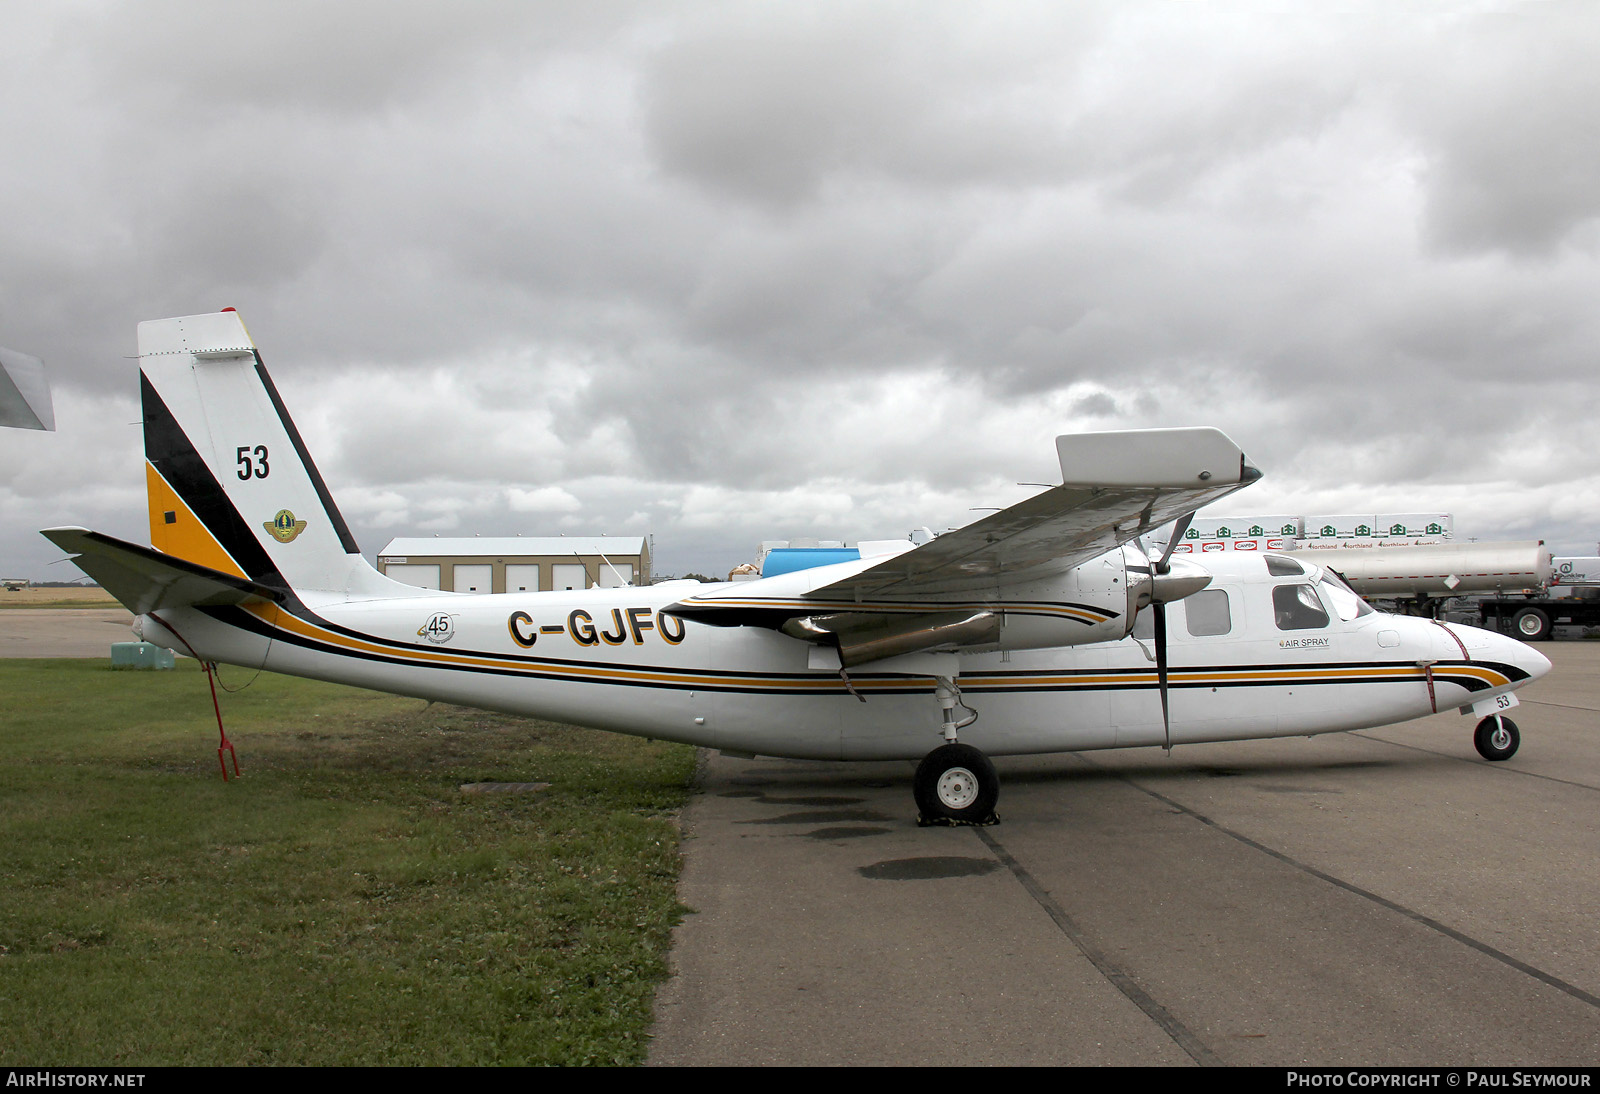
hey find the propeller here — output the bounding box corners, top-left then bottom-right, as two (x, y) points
(1142, 512), (1209, 751)
(1152, 584), (1171, 750)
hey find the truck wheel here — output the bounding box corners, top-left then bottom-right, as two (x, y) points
(1512, 607), (1551, 641)
(1474, 716), (1519, 761)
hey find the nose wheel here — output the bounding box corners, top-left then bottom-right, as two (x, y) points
(1474, 715), (1520, 761)
(914, 743), (1000, 826)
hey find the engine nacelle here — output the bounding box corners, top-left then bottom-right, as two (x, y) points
(989, 549), (1137, 652)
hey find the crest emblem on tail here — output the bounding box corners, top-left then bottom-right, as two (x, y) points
(264, 509), (307, 543)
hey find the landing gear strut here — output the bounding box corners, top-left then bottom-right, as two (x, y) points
(1474, 715), (1520, 761)
(915, 677), (999, 826)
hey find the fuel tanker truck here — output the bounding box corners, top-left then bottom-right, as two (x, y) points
(1290, 540), (1600, 639)
(1294, 541), (1551, 603)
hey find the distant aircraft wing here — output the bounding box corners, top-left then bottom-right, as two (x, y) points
(0, 346), (55, 431)
(666, 429), (1259, 651)
(41, 527), (286, 616)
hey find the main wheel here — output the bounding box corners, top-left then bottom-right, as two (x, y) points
(1512, 607), (1552, 641)
(1474, 716), (1520, 761)
(913, 743), (999, 824)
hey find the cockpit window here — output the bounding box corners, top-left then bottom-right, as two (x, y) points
(1273, 583), (1329, 630)
(1265, 554), (1306, 577)
(1319, 572), (1374, 621)
(1132, 609), (1154, 640)
(1185, 589), (1232, 636)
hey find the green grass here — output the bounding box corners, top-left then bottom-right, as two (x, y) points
(0, 660), (696, 1065)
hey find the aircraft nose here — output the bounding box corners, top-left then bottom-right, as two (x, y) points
(1434, 620), (1551, 686)
(1481, 625), (1552, 684)
(1512, 637), (1553, 682)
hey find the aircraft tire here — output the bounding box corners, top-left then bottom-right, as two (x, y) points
(1512, 607), (1552, 641)
(914, 743), (999, 824)
(1474, 716), (1520, 762)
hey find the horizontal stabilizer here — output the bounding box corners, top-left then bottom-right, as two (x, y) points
(41, 527), (286, 616)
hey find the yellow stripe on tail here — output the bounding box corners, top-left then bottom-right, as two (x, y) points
(145, 462), (249, 579)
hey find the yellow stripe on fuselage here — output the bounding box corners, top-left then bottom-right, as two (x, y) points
(962, 663), (1512, 691)
(677, 596), (1114, 624)
(239, 602), (1510, 696)
(243, 602), (872, 690)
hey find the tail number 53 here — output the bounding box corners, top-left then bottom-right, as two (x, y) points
(236, 445), (269, 480)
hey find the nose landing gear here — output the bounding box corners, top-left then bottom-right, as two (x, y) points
(1474, 715), (1520, 761)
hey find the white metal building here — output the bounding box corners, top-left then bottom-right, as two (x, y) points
(376, 537), (650, 593)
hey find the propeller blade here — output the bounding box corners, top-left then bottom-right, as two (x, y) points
(1144, 514), (1199, 752)
(1153, 600), (1171, 751)
(1156, 511), (1195, 575)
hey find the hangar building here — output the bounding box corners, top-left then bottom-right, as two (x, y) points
(376, 536), (651, 593)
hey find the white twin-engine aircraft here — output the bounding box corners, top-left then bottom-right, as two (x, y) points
(46, 311), (1551, 825)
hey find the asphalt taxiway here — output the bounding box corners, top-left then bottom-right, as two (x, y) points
(0, 607), (134, 657)
(648, 643), (1600, 1066)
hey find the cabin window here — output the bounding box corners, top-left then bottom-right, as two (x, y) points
(1273, 583), (1329, 630)
(1319, 573), (1373, 621)
(1185, 589), (1232, 636)
(1131, 609), (1155, 640)
(1264, 554), (1306, 577)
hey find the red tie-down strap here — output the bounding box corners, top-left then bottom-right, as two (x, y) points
(202, 659), (240, 780)
(148, 613), (240, 780)
(1431, 619), (1472, 661)
(1419, 621), (1471, 715)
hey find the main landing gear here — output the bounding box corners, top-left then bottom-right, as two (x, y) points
(1474, 715), (1520, 761)
(914, 676), (1000, 826)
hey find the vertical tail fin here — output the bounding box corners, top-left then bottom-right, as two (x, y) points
(140, 310), (379, 597)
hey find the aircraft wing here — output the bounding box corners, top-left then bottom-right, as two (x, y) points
(817, 427), (1257, 599)
(664, 429), (1259, 660)
(41, 527), (286, 616)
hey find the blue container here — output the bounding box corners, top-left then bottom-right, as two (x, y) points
(760, 548), (861, 578)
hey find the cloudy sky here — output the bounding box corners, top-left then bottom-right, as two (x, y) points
(2, 1), (1598, 582)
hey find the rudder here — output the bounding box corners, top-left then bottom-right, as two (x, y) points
(139, 310), (381, 597)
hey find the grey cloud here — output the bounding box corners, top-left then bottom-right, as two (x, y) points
(75, 0), (647, 117)
(1070, 391), (1119, 417)
(5, 3), (1600, 583)
(1403, 4), (1600, 257)
(641, 3), (1109, 207)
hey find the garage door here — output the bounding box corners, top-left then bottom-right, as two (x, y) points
(454, 564), (492, 593)
(552, 564), (587, 591)
(506, 564), (541, 593)
(596, 562), (635, 588)
(386, 564), (440, 590)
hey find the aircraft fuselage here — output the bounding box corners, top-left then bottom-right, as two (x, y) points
(138, 551), (1548, 763)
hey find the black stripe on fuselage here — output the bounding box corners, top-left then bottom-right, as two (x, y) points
(666, 600), (1116, 629)
(196, 602), (1523, 699)
(963, 665), (1521, 695)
